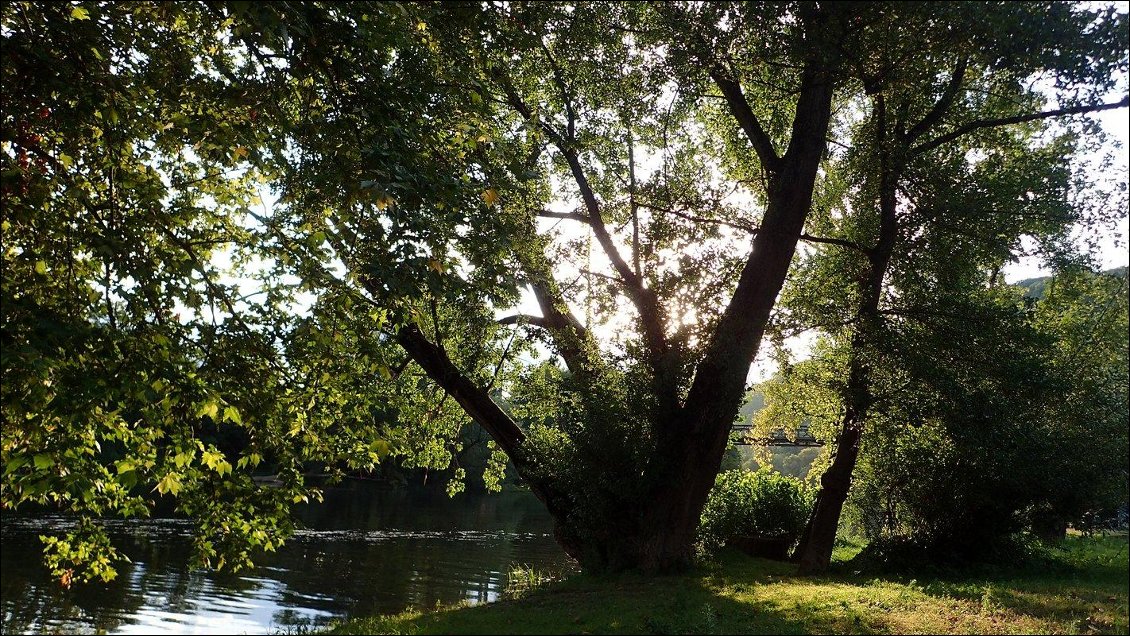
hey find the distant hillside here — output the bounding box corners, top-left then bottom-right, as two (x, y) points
(1017, 265), (1127, 299)
(737, 390), (765, 426)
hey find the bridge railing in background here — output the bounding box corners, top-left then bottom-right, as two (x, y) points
(731, 422), (823, 447)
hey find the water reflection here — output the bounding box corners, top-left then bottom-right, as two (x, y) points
(1, 483), (571, 635)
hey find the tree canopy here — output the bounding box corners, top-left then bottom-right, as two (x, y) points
(2, 1), (1127, 582)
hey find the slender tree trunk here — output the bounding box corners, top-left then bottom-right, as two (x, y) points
(794, 411), (863, 572)
(793, 313), (876, 573)
(793, 93), (899, 573)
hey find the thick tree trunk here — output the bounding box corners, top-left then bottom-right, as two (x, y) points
(567, 430), (736, 574)
(392, 14), (839, 573)
(573, 507), (701, 574)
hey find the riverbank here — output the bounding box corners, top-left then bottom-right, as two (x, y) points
(327, 533), (1128, 635)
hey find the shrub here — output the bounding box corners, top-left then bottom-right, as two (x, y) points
(503, 564), (556, 600)
(698, 468), (815, 556)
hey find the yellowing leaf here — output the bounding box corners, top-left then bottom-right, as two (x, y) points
(201, 450), (222, 469)
(35, 260), (47, 275)
(428, 258), (444, 274)
(70, 6), (91, 20)
(231, 146), (249, 161)
(173, 450), (193, 469)
(197, 400), (219, 420)
(481, 189), (499, 206)
(155, 473), (182, 496)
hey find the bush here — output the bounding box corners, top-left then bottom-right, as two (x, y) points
(503, 564), (556, 600)
(698, 468), (815, 556)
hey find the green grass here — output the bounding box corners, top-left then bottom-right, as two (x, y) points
(327, 534), (1129, 635)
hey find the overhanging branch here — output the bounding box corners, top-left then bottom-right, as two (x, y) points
(799, 233), (871, 254)
(640, 202), (759, 234)
(913, 97), (1130, 154)
(395, 325), (526, 458)
(537, 210), (590, 224)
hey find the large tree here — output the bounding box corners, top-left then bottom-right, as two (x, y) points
(749, 2), (1129, 571)
(2, 1), (1126, 580)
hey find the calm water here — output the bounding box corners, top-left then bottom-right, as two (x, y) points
(1, 482), (572, 634)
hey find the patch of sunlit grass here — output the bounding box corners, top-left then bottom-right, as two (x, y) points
(326, 534), (1129, 635)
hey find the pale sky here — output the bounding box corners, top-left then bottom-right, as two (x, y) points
(1002, 105), (1129, 283)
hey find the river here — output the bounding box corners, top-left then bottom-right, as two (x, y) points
(1, 481), (571, 634)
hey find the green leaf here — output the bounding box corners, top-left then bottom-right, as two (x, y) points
(33, 454), (54, 470)
(223, 405), (242, 425)
(236, 452), (261, 470)
(4, 456), (29, 474)
(35, 261), (47, 275)
(369, 440), (390, 458)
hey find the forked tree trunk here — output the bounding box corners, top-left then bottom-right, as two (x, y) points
(392, 17), (838, 572)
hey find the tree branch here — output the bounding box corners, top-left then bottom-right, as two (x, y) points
(539, 37), (576, 142)
(497, 314), (553, 329)
(496, 72), (668, 353)
(903, 56), (968, 142)
(639, 202), (759, 234)
(514, 240), (597, 377)
(393, 322), (576, 540)
(799, 233), (872, 254)
(537, 210), (590, 223)
(395, 325), (526, 458)
(914, 97), (1130, 155)
(628, 130), (641, 279)
(710, 67), (782, 172)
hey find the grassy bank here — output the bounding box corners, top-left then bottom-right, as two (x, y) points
(327, 534), (1129, 635)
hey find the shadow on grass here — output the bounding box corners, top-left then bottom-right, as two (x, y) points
(826, 533), (1129, 631)
(330, 556), (882, 635)
(328, 534), (1129, 635)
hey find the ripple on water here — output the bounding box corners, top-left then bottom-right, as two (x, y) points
(1, 490), (571, 635)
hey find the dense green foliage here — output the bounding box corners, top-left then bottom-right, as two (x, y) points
(697, 469), (814, 554)
(1, 0), (498, 583)
(773, 267), (1130, 559)
(2, 0), (1127, 581)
